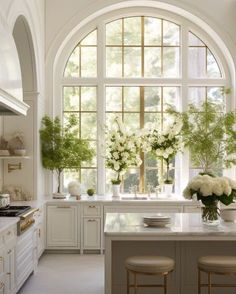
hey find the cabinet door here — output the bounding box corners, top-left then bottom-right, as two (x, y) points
(37, 223), (44, 258)
(47, 205), (78, 247)
(5, 247), (15, 294)
(83, 218), (101, 249)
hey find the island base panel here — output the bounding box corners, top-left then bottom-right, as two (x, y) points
(110, 240), (236, 294)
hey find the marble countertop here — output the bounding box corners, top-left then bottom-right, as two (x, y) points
(104, 212), (236, 240)
(0, 217), (19, 233)
(44, 194), (198, 205)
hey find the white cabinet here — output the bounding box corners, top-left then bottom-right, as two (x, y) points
(83, 218), (101, 249)
(15, 228), (34, 292)
(4, 247), (15, 294)
(47, 205), (78, 248)
(34, 206), (45, 259)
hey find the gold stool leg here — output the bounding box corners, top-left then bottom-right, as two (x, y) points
(126, 270), (129, 294)
(134, 273), (137, 294)
(198, 268), (201, 294)
(208, 273), (211, 294)
(164, 274), (167, 294)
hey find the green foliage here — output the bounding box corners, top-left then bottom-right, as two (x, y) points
(180, 101), (236, 174)
(87, 188), (95, 196)
(40, 115), (94, 193)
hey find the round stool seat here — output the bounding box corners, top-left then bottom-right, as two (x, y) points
(198, 256), (236, 274)
(125, 256), (175, 274)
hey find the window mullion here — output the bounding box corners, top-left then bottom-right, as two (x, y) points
(97, 22), (106, 195)
(180, 25), (190, 194)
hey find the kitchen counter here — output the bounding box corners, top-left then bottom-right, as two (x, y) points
(104, 212), (236, 240)
(104, 212), (236, 294)
(0, 217), (19, 234)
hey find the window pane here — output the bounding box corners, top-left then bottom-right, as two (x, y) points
(145, 152), (157, 167)
(207, 49), (221, 78)
(124, 17), (141, 45)
(81, 47), (97, 77)
(163, 47), (179, 77)
(63, 113), (80, 137)
(81, 113), (97, 140)
(81, 87), (96, 111)
(145, 169), (159, 188)
(188, 47), (206, 78)
(106, 47), (122, 77)
(81, 141), (97, 167)
(80, 30), (97, 45)
(64, 47), (80, 77)
(64, 87), (80, 111)
(207, 87), (224, 108)
(144, 17), (161, 45)
(163, 21), (180, 45)
(106, 19), (122, 45)
(163, 87), (179, 111)
(124, 87), (140, 111)
(63, 170), (80, 192)
(81, 169), (97, 191)
(144, 113), (161, 128)
(123, 113), (140, 132)
(124, 47), (141, 77)
(123, 170), (140, 193)
(106, 113), (122, 129)
(189, 32), (205, 46)
(144, 47), (161, 77)
(188, 87), (206, 108)
(144, 87), (161, 112)
(106, 87), (122, 111)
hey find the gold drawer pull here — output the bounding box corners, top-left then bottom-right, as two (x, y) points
(7, 250), (11, 254)
(6, 272), (10, 275)
(88, 205), (96, 208)
(88, 219), (96, 222)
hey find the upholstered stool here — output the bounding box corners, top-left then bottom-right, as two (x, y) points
(198, 255), (236, 293)
(125, 256), (175, 294)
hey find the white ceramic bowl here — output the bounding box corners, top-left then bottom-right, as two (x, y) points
(220, 209), (236, 222)
(14, 149), (26, 156)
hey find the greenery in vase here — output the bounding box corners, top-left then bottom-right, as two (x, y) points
(40, 115), (94, 194)
(106, 117), (142, 184)
(180, 101), (236, 174)
(143, 116), (182, 184)
(183, 174), (236, 220)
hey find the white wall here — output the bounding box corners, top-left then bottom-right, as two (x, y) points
(0, 0), (45, 199)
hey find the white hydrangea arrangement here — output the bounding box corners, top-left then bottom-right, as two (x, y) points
(143, 117), (182, 184)
(183, 174), (236, 206)
(106, 118), (142, 184)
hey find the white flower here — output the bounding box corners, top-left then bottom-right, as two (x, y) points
(200, 181), (213, 196)
(113, 152), (119, 160)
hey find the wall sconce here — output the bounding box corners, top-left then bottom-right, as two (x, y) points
(8, 163), (22, 173)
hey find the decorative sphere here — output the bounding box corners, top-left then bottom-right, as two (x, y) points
(68, 181), (81, 196)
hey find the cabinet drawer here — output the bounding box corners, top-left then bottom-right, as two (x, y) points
(83, 204), (101, 216)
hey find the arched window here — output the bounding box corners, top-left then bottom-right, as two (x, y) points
(62, 13), (229, 195)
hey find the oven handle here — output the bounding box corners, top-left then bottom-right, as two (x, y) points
(20, 208), (39, 220)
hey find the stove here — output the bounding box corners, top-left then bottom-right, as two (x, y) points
(0, 206), (38, 235)
(0, 206), (31, 217)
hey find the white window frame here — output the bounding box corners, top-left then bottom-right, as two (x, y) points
(54, 7), (231, 195)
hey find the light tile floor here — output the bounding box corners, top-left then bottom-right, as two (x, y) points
(18, 253), (104, 294)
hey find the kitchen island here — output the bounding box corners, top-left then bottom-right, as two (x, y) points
(104, 213), (236, 294)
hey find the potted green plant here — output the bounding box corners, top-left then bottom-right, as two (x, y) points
(181, 101), (236, 174)
(40, 115), (94, 197)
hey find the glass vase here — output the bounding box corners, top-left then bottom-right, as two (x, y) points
(202, 201), (220, 226)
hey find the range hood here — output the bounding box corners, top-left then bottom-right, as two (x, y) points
(0, 22), (29, 115)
